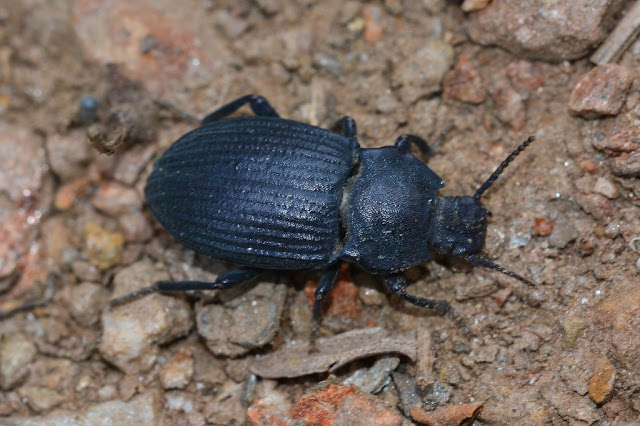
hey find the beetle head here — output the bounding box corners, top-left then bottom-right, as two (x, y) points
(429, 195), (488, 257)
(432, 136), (536, 286)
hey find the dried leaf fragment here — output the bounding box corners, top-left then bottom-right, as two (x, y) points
(250, 327), (417, 379)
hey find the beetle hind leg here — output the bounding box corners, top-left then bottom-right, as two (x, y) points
(335, 116), (358, 139)
(201, 94), (279, 125)
(384, 273), (469, 332)
(109, 267), (263, 307)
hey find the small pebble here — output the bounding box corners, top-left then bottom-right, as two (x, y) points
(490, 78), (526, 130)
(54, 178), (88, 211)
(592, 127), (640, 153)
(492, 287), (513, 307)
(393, 39), (454, 104)
(442, 53), (486, 104)
(197, 282), (287, 357)
(525, 289), (545, 308)
(68, 282), (110, 326)
(342, 356), (399, 394)
(291, 383), (403, 425)
(84, 223), (125, 271)
(0, 123), (46, 202)
(247, 387), (293, 426)
(533, 217), (555, 236)
(506, 60), (545, 91)
(588, 359), (616, 405)
(160, 346), (194, 390)
(97, 385), (117, 400)
(578, 159), (598, 173)
(593, 177), (619, 199)
(99, 295), (192, 374)
(0, 333), (37, 390)
(46, 130), (92, 182)
(461, 0), (490, 12)
(92, 182), (142, 216)
(604, 222), (620, 239)
(18, 386), (65, 412)
(363, 5), (384, 43)
(568, 64), (634, 119)
(612, 152), (640, 176)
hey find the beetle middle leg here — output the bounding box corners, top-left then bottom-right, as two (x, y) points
(310, 263), (340, 349)
(201, 94), (280, 125)
(109, 267), (263, 306)
(384, 273), (469, 332)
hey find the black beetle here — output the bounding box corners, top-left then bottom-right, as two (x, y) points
(113, 94), (535, 341)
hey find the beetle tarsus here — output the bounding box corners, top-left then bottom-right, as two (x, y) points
(384, 273), (469, 331)
(110, 284), (159, 307)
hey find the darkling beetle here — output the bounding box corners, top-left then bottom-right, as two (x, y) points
(112, 94), (536, 342)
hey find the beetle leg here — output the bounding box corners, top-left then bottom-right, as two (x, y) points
(201, 94), (279, 125)
(335, 116), (358, 139)
(109, 267), (263, 306)
(310, 263), (340, 350)
(384, 273), (469, 332)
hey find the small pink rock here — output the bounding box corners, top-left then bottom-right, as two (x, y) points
(506, 60), (545, 91)
(92, 182), (142, 216)
(593, 177), (619, 199)
(490, 78), (526, 130)
(443, 53), (486, 104)
(569, 64), (634, 119)
(592, 128), (640, 153)
(160, 345), (194, 390)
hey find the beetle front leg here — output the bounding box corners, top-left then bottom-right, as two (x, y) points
(310, 263), (340, 349)
(201, 94), (280, 125)
(109, 267), (263, 306)
(384, 273), (469, 332)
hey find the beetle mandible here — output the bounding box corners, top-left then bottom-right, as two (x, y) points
(112, 94), (536, 342)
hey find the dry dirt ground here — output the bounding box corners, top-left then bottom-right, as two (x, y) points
(1, 0), (640, 424)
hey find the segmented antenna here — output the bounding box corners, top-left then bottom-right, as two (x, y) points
(466, 253), (536, 287)
(474, 136), (536, 200)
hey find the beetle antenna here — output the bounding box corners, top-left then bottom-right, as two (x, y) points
(466, 253), (535, 287)
(474, 136), (535, 200)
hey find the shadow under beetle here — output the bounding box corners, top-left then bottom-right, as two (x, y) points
(112, 94), (536, 343)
